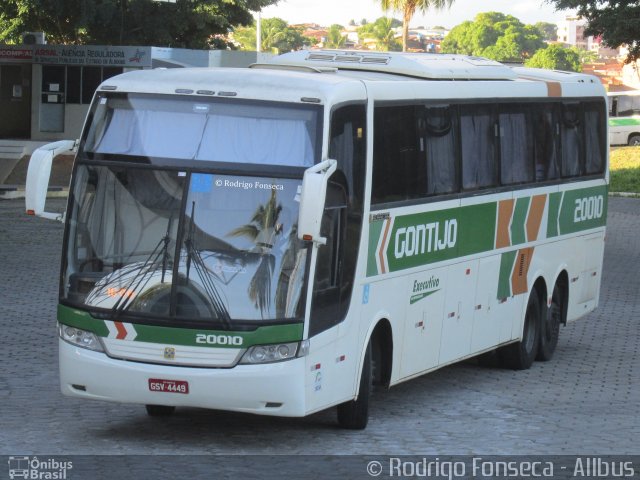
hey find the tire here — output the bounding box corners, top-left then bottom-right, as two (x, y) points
(537, 284), (562, 361)
(629, 134), (640, 146)
(499, 289), (541, 370)
(337, 342), (372, 430)
(145, 404), (176, 417)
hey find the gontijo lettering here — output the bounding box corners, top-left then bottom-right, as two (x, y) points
(394, 219), (457, 259)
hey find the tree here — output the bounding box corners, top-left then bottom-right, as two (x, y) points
(0, 0), (277, 48)
(378, 0), (454, 52)
(233, 17), (308, 53)
(228, 189), (282, 317)
(325, 24), (346, 49)
(525, 44), (582, 71)
(440, 12), (545, 62)
(546, 0), (640, 63)
(534, 21), (558, 41)
(358, 17), (402, 51)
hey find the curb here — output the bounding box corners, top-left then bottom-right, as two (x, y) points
(0, 186), (68, 200)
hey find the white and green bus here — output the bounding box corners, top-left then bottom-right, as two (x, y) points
(26, 51), (607, 429)
(608, 90), (640, 146)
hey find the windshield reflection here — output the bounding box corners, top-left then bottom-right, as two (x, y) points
(63, 165), (308, 326)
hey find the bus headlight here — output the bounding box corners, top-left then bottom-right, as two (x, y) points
(58, 323), (104, 352)
(240, 341), (305, 364)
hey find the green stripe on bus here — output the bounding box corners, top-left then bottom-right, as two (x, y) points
(557, 185), (608, 235)
(547, 192), (563, 238)
(384, 202), (496, 273)
(511, 197), (530, 245)
(58, 304), (110, 337)
(609, 118), (640, 127)
(57, 304), (303, 347)
(498, 251), (517, 299)
(367, 219), (384, 277)
(367, 185), (607, 277)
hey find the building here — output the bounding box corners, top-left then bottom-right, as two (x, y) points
(0, 43), (268, 141)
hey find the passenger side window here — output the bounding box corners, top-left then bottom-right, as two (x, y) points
(372, 105), (423, 204)
(423, 105), (459, 194)
(532, 104), (561, 181)
(460, 105), (497, 190)
(499, 105), (534, 185)
(560, 103), (584, 177)
(584, 101), (606, 175)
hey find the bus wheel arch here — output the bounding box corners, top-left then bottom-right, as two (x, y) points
(370, 319), (393, 389)
(336, 319), (393, 429)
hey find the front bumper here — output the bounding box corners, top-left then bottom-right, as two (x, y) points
(59, 339), (307, 416)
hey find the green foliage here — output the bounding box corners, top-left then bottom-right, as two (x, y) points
(440, 11), (545, 62)
(0, 0), (277, 48)
(534, 21), (558, 41)
(610, 147), (640, 194)
(358, 17), (402, 51)
(325, 24), (346, 49)
(547, 0), (640, 63)
(378, 0), (454, 51)
(233, 17), (309, 53)
(525, 44), (582, 71)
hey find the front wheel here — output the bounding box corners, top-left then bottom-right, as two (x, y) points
(337, 342), (372, 430)
(499, 289), (541, 370)
(628, 134), (640, 146)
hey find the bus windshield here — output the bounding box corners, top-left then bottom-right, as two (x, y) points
(83, 93), (320, 167)
(63, 166), (309, 327)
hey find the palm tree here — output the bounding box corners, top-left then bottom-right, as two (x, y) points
(379, 0), (454, 52)
(374, 17), (402, 51)
(227, 190), (283, 317)
(325, 24), (347, 49)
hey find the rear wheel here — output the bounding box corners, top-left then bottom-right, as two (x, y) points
(537, 284), (562, 361)
(145, 405), (176, 417)
(337, 342), (372, 430)
(629, 134), (640, 146)
(499, 289), (541, 370)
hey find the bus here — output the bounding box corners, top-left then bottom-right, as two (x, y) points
(26, 50), (608, 429)
(608, 90), (640, 145)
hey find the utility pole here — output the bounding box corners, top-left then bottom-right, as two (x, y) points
(256, 11), (262, 53)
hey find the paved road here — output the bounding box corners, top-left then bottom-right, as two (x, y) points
(1, 197), (639, 457)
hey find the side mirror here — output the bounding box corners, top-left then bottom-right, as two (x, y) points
(297, 159), (337, 245)
(25, 140), (77, 221)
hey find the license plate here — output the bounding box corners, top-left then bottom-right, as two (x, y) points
(148, 378), (189, 394)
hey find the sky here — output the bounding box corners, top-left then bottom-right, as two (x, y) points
(260, 0), (576, 29)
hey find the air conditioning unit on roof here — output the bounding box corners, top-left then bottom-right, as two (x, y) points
(22, 32), (46, 45)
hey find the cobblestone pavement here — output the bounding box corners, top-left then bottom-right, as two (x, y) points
(1, 197), (638, 456)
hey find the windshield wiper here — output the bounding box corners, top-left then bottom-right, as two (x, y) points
(108, 215), (175, 317)
(184, 201), (232, 328)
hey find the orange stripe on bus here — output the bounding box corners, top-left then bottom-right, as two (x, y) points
(546, 82), (562, 97)
(378, 219), (392, 274)
(511, 247), (534, 295)
(526, 194), (547, 242)
(496, 199), (515, 248)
